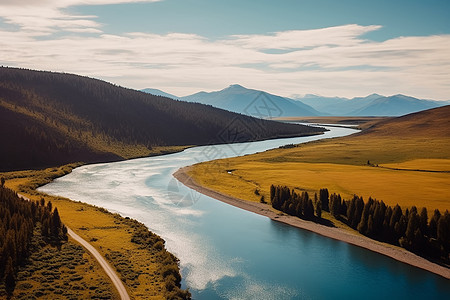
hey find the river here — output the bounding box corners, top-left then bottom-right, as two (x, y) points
(39, 126), (450, 299)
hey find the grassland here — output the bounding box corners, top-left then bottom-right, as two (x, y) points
(187, 106), (450, 214)
(178, 106), (450, 279)
(1, 225), (120, 299)
(1, 165), (189, 299)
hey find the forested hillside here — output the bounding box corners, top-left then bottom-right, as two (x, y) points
(0, 67), (324, 171)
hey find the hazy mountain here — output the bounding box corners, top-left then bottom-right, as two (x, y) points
(181, 84), (321, 117)
(294, 94), (348, 113)
(295, 93), (447, 116)
(145, 86), (448, 117)
(0, 67), (324, 171)
(141, 88), (178, 99)
(348, 94), (447, 116)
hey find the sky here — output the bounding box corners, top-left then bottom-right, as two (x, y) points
(0, 0), (449, 99)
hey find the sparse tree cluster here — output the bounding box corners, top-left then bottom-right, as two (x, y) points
(0, 185), (67, 296)
(270, 185), (320, 220)
(270, 184), (450, 264)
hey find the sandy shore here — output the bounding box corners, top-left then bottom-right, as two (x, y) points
(174, 166), (450, 280)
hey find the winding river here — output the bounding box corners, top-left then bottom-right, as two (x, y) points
(39, 126), (450, 299)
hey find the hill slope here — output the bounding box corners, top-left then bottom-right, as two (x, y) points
(359, 104), (450, 137)
(267, 105), (450, 166)
(181, 84), (321, 117)
(0, 67), (323, 171)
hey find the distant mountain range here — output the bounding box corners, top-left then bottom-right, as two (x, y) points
(181, 84), (321, 117)
(143, 86), (449, 117)
(143, 85), (321, 117)
(296, 94), (449, 116)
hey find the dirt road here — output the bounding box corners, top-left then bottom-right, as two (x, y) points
(67, 228), (131, 300)
(18, 193), (131, 299)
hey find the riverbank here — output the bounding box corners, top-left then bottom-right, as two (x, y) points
(1, 165), (191, 299)
(174, 166), (450, 280)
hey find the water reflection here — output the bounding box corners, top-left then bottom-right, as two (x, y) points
(39, 126), (450, 299)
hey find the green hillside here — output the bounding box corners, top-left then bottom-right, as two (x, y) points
(0, 67), (324, 171)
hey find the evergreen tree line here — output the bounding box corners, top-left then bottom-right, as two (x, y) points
(270, 185), (450, 264)
(0, 183), (67, 296)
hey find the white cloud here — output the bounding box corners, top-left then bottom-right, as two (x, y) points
(0, 1), (161, 35)
(0, 2), (449, 100)
(228, 25), (382, 49)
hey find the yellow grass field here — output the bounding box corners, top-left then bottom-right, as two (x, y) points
(188, 159), (450, 212)
(188, 106), (450, 213)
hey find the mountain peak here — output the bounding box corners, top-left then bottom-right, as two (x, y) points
(367, 93), (383, 98)
(225, 84), (247, 91)
(141, 88), (178, 99)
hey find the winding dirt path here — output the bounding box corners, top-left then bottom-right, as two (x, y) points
(18, 193), (131, 300)
(67, 228), (130, 300)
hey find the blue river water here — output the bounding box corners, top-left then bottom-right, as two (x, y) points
(39, 126), (450, 299)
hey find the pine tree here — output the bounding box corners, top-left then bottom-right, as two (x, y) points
(372, 201), (386, 237)
(357, 198), (373, 234)
(429, 209), (441, 239)
(357, 213), (368, 234)
(329, 193), (339, 217)
(51, 207), (61, 238)
(367, 215), (374, 237)
(394, 215), (407, 242)
(305, 199), (314, 219)
(437, 210), (450, 252)
(346, 196), (356, 225)
(320, 188), (329, 212)
(316, 200), (322, 219)
(4, 256), (16, 297)
(340, 200), (347, 217)
(401, 211), (420, 251)
(419, 207), (428, 236)
(383, 206), (393, 241)
(353, 196), (365, 229)
(390, 204), (403, 230)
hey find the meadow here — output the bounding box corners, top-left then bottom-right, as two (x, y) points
(188, 106), (450, 213)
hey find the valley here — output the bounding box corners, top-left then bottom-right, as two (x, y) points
(2, 1), (450, 299)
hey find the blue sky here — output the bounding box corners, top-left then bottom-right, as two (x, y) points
(1, 0), (449, 99)
(76, 0), (450, 40)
